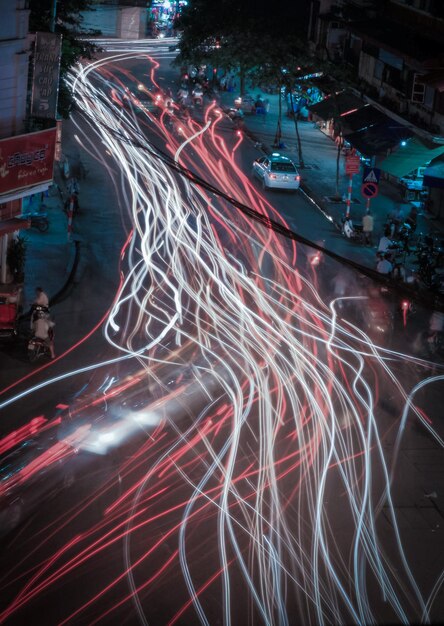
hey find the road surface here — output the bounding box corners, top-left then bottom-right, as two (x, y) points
(0, 40), (443, 626)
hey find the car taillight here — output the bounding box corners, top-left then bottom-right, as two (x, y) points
(270, 174), (277, 179)
(295, 175), (300, 181)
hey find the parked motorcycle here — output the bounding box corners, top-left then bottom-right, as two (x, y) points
(30, 213), (49, 232)
(20, 211), (49, 232)
(341, 216), (365, 243)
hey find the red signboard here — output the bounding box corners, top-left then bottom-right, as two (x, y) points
(345, 155), (361, 175)
(0, 128), (56, 196)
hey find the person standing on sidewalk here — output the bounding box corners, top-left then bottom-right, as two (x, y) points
(33, 287), (49, 308)
(362, 210), (374, 246)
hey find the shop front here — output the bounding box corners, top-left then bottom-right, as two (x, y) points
(0, 127), (56, 284)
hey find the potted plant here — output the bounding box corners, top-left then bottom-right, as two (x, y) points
(7, 235), (27, 284)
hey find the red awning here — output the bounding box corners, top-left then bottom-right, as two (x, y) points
(0, 218), (30, 236)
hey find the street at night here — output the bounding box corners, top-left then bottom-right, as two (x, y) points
(1, 6), (444, 625)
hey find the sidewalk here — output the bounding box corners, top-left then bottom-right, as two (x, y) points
(21, 166), (77, 311)
(216, 84), (444, 277)
(11, 83), (444, 315)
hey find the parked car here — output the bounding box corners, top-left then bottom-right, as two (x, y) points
(252, 153), (301, 191)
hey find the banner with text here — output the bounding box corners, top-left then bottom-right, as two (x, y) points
(0, 128), (56, 196)
(31, 32), (62, 119)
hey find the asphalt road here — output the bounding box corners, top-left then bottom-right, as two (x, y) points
(0, 40), (443, 626)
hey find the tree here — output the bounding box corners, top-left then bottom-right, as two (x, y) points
(29, 0), (101, 118)
(176, 0), (309, 96)
(316, 60), (358, 199)
(249, 40), (314, 168)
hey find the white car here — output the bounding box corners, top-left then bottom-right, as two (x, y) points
(252, 153), (301, 191)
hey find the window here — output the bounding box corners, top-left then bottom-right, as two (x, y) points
(412, 74), (425, 103)
(383, 66), (403, 90)
(362, 41), (379, 57)
(379, 49), (403, 71)
(270, 162), (296, 173)
(430, 0), (444, 17)
(424, 85), (435, 109)
(374, 60), (383, 81)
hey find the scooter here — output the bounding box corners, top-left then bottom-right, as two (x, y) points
(20, 211), (49, 232)
(30, 213), (49, 232)
(28, 307), (54, 362)
(28, 336), (52, 362)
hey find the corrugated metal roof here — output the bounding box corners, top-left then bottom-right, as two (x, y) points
(345, 120), (412, 157)
(379, 137), (444, 178)
(340, 104), (387, 135)
(308, 91), (365, 120)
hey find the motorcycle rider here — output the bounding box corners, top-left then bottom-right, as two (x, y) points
(30, 286), (50, 328)
(31, 309), (55, 359)
(342, 216), (355, 239)
(377, 229), (392, 254)
(192, 83), (203, 106)
(428, 310), (444, 344)
(376, 253), (393, 275)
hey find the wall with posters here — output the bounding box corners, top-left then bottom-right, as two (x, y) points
(31, 32), (62, 120)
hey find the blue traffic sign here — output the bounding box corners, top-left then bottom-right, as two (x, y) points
(362, 166), (381, 184)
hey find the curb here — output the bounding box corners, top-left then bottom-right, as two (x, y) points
(50, 239), (81, 306)
(219, 104), (342, 227)
(216, 102), (444, 312)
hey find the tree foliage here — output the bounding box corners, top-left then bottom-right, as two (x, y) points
(29, 0), (101, 118)
(176, 0), (310, 91)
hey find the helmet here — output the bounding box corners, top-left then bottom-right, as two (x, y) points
(35, 309), (49, 320)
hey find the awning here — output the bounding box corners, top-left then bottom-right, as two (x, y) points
(423, 159), (444, 188)
(340, 104), (388, 135)
(379, 136), (444, 178)
(0, 181), (52, 205)
(0, 218), (30, 237)
(308, 91), (365, 121)
(345, 120), (413, 157)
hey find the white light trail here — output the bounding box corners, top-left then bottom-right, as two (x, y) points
(0, 50), (442, 626)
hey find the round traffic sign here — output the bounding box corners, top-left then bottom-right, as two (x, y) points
(361, 182), (379, 198)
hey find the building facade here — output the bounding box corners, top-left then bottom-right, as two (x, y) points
(308, 0), (444, 214)
(0, 0), (57, 285)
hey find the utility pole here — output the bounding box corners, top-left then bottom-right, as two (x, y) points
(50, 0), (57, 33)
